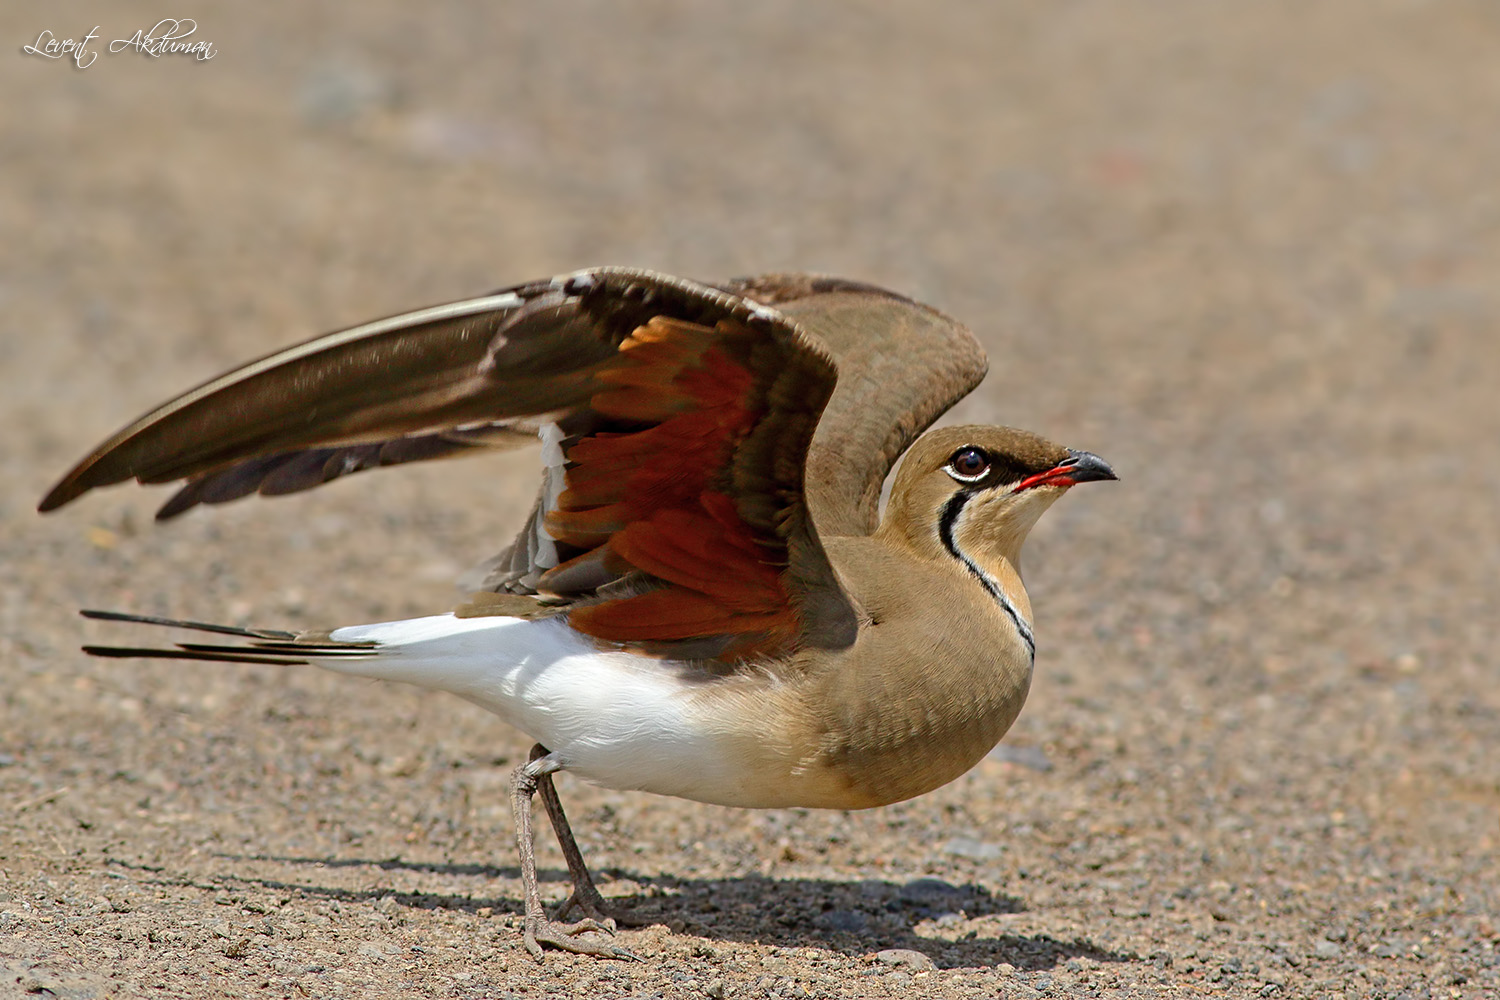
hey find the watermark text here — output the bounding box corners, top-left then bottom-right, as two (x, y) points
(22, 19), (216, 68)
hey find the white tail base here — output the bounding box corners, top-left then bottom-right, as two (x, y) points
(323, 614), (755, 803)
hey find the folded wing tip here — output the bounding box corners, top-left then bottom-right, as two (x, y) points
(37, 479), (81, 513)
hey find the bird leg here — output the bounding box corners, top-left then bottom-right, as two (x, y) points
(533, 750), (623, 928)
(510, 744), (634, 960)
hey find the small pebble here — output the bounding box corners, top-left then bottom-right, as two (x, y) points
(944, 836), (1004, 862)
(874, 948), (936, 971)
(988, 744), (1054, 771)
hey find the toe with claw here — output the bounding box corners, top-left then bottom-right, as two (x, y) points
(523, 914), (636, 961)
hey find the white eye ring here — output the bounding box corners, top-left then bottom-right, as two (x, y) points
(944, 447), (991, 484)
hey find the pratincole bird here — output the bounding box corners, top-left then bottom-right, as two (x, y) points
(40, 268), (1116, 959)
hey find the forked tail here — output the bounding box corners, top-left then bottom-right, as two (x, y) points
(75, 608), (568, 705)
(78, 608), (378, 666)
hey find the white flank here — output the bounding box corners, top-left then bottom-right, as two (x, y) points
(533, 422), (567, 570)
(321, 615), (744, 802)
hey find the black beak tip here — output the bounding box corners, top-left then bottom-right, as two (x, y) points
(1065, 449), (1118, 484)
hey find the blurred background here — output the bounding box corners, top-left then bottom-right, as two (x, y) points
(4, 2), (1498, 997)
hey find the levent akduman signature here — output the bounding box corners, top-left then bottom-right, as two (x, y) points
(22, 19), (216, 69)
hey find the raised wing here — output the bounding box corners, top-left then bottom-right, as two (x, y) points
(39, 277), (612, 515)
(41, 268), (857, 662)
(721, 276), (989, 538)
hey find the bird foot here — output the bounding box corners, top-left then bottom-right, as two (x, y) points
(552, 893), (615, 930)
(552, 886), (651, 929)
(523, 913), (637, 961)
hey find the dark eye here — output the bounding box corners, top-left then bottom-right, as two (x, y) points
(946, 446), (991, 482)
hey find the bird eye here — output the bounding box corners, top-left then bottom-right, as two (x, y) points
(945, 447), (991, 482)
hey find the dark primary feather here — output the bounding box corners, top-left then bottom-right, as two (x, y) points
(152, 425), (535, 519)
(39, 289), (537, 512)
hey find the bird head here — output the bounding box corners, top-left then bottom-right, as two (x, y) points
(880, 424), (1117, 570)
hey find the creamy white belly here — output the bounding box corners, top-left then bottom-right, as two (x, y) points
(323, 614), (785, 805)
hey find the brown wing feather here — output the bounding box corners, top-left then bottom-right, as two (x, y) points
(724, 275), (988, 538)
(38, 282), (581, 512)
(41, 268), (861, 664)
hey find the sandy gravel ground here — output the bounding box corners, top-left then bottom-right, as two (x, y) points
(3, 2), (1499, 997)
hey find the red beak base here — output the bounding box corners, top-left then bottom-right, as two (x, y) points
(1015, 449), (1117, 491)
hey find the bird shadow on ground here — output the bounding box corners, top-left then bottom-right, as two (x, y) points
(113, 854), (1133, 972)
